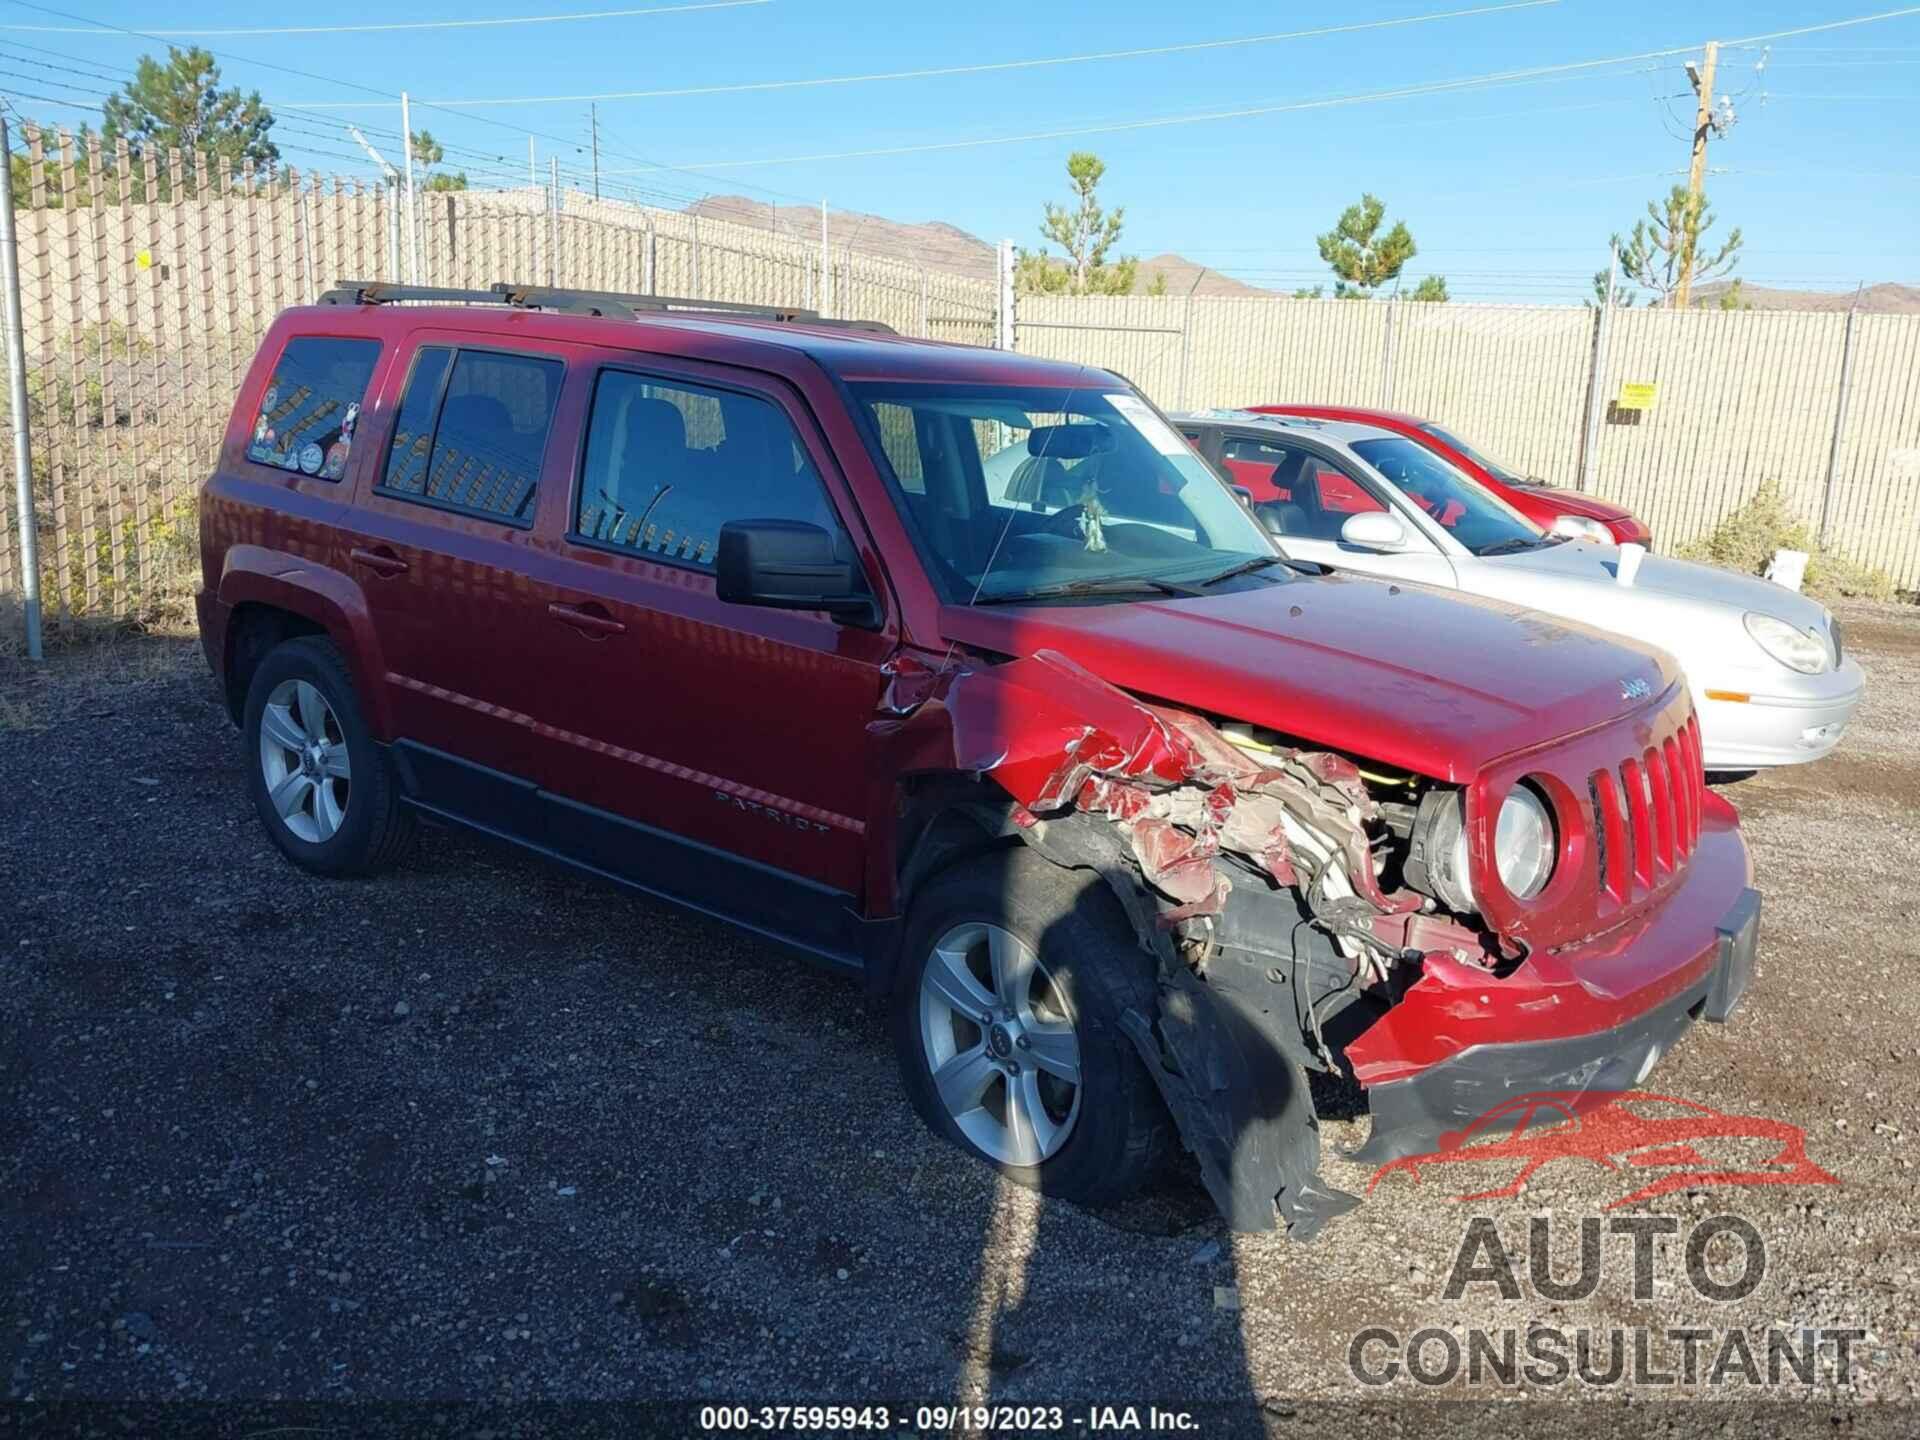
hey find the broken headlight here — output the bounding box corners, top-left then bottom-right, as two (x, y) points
(1405, 788), (1474, 914)
(1405, 782), (1557, 913)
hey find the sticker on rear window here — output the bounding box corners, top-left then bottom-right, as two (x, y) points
(1104, 392), (1189, 457)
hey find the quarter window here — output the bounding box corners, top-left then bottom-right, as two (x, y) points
(573, 369), (839, 569)
(244, 336), (380, 480)
(379, 346), (564, 524)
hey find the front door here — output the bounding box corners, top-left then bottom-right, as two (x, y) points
(519, 356), (895, 962)
(1218, 431), (1459, 589)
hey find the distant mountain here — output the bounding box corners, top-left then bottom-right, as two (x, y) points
(685, 195), (1267, 296)
(1693, 280), (1920, 314)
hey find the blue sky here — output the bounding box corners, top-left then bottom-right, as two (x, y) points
(5, 0), (1918, 301)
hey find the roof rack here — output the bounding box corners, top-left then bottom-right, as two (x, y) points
(316, 279), (898, 334)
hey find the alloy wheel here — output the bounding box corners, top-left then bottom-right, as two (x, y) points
(918, 921), (1082, 1166)
(258, 678), (352, 844)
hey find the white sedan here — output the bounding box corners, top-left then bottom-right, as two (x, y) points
(1174, 410), (1865, 771)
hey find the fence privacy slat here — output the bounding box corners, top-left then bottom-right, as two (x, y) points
(3, 177), (1918, 627)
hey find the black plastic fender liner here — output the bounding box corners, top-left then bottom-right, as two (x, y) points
(1120, 973), (1359, 1238)
(1010, 808), (1364, 1237)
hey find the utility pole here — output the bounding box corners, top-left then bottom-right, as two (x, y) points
(0, 113), (43, 660)
(589, 102), (600, 200)
(528, 136), (536, 186)
(399, 90), (421, 284)
(1675, 41), (1720, 309)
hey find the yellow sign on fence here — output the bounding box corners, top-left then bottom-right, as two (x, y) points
(1616, 381), (1659, 411)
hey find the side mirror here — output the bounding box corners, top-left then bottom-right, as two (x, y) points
(716, 519), (878, 626)
(1340, 510), (1410, 552)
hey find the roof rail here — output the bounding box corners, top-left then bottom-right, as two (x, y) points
(317, 280), (636, 318)
(317, 279), (897, 334)
(491, 284), (898, 335)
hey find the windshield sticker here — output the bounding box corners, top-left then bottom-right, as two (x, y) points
(1104, 392), (1189, 457)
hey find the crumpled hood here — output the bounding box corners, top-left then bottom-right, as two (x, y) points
(1489, 542), (1833, 630)
(938, 571), (1678, 782)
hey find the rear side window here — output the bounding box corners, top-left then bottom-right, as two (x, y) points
(573, 369), (838, 569)
(379, 346), (564, 525)
(244, 336), (380, 479)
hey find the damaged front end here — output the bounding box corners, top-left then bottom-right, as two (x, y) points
(910, 648), (1512, 1239)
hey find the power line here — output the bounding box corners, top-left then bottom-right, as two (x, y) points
(0, 0), (770, 37)
(273, 0), (1564, 109)
(593, 5), (1920, 175)
(0, 0), (807, 207)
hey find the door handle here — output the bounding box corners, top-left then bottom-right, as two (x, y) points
(548, 601), (626, 638)
(349, 546), (409, 577)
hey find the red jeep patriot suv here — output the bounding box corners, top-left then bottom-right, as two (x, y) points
(196, 281), (1759, 1237)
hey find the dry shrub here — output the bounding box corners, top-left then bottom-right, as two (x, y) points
(1677, 480), (1898, 602)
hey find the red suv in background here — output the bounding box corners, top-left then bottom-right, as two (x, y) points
(196, 282), (1754, 1239)
(1248, 404), (1653, 547)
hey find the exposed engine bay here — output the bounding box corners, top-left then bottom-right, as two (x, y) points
(905, 648), (1516, 1237)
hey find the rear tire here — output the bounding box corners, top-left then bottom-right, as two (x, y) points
(242, 636), (413, 877)
(893, 847), (1173, 1209)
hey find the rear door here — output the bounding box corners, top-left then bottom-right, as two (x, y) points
(517, 353), (896, 961)
(341, 334), (574, 832)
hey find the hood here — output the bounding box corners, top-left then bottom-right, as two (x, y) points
(1509, 484), (1635, 524)
(1489, 542), (1832, 630)
(937, 571), (1678, 783)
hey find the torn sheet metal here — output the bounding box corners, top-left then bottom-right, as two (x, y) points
(942, 649), (1410, 930)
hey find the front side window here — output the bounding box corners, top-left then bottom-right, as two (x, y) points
(1218, 434), (1385, 541)
(245, 336), (380, 480)
(573, 369), (839, 569)
(1350, 436), (1548, 556)
(380, 346), (563, 524)
(851, 383), (1278, 605)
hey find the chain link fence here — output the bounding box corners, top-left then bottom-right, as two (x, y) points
(1018, 292), (1920, 589)
(4, 121), (1917, 645)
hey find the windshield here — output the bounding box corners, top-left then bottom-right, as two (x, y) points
(1418, 422), (1525, 485)
(1350, 436), (1554, 556)
(850, 381), (1278, 603)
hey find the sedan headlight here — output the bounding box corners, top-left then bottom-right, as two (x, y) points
(1743, 611), (1831, 675)
(1550, 514), (1613, 544)
(1494, 783), (1556, 900)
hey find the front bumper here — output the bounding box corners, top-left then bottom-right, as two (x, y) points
(1697, 659), (1866, 769)
(1347, 793), (1756, 1164)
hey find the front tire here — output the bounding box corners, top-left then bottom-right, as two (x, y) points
(242, 635), (412, 877)
(892, 848), (1173, 1208)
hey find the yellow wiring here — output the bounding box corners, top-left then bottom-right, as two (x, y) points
(1221, 729), (1418, 788)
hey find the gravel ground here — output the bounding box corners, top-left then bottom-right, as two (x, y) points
(1, 602), (1916, 1434)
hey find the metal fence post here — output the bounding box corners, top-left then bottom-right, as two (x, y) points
(996, 239), (1015, 351)
(691, 213), (702, 298)
(548, 158), (560, 285)
(387, 177), (402, 282)
(0, 114), (43, 659)
(1577, 239), (1620, 493)
(1380, 294), (1399, 407)
(1818, 289), (1864, 549)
